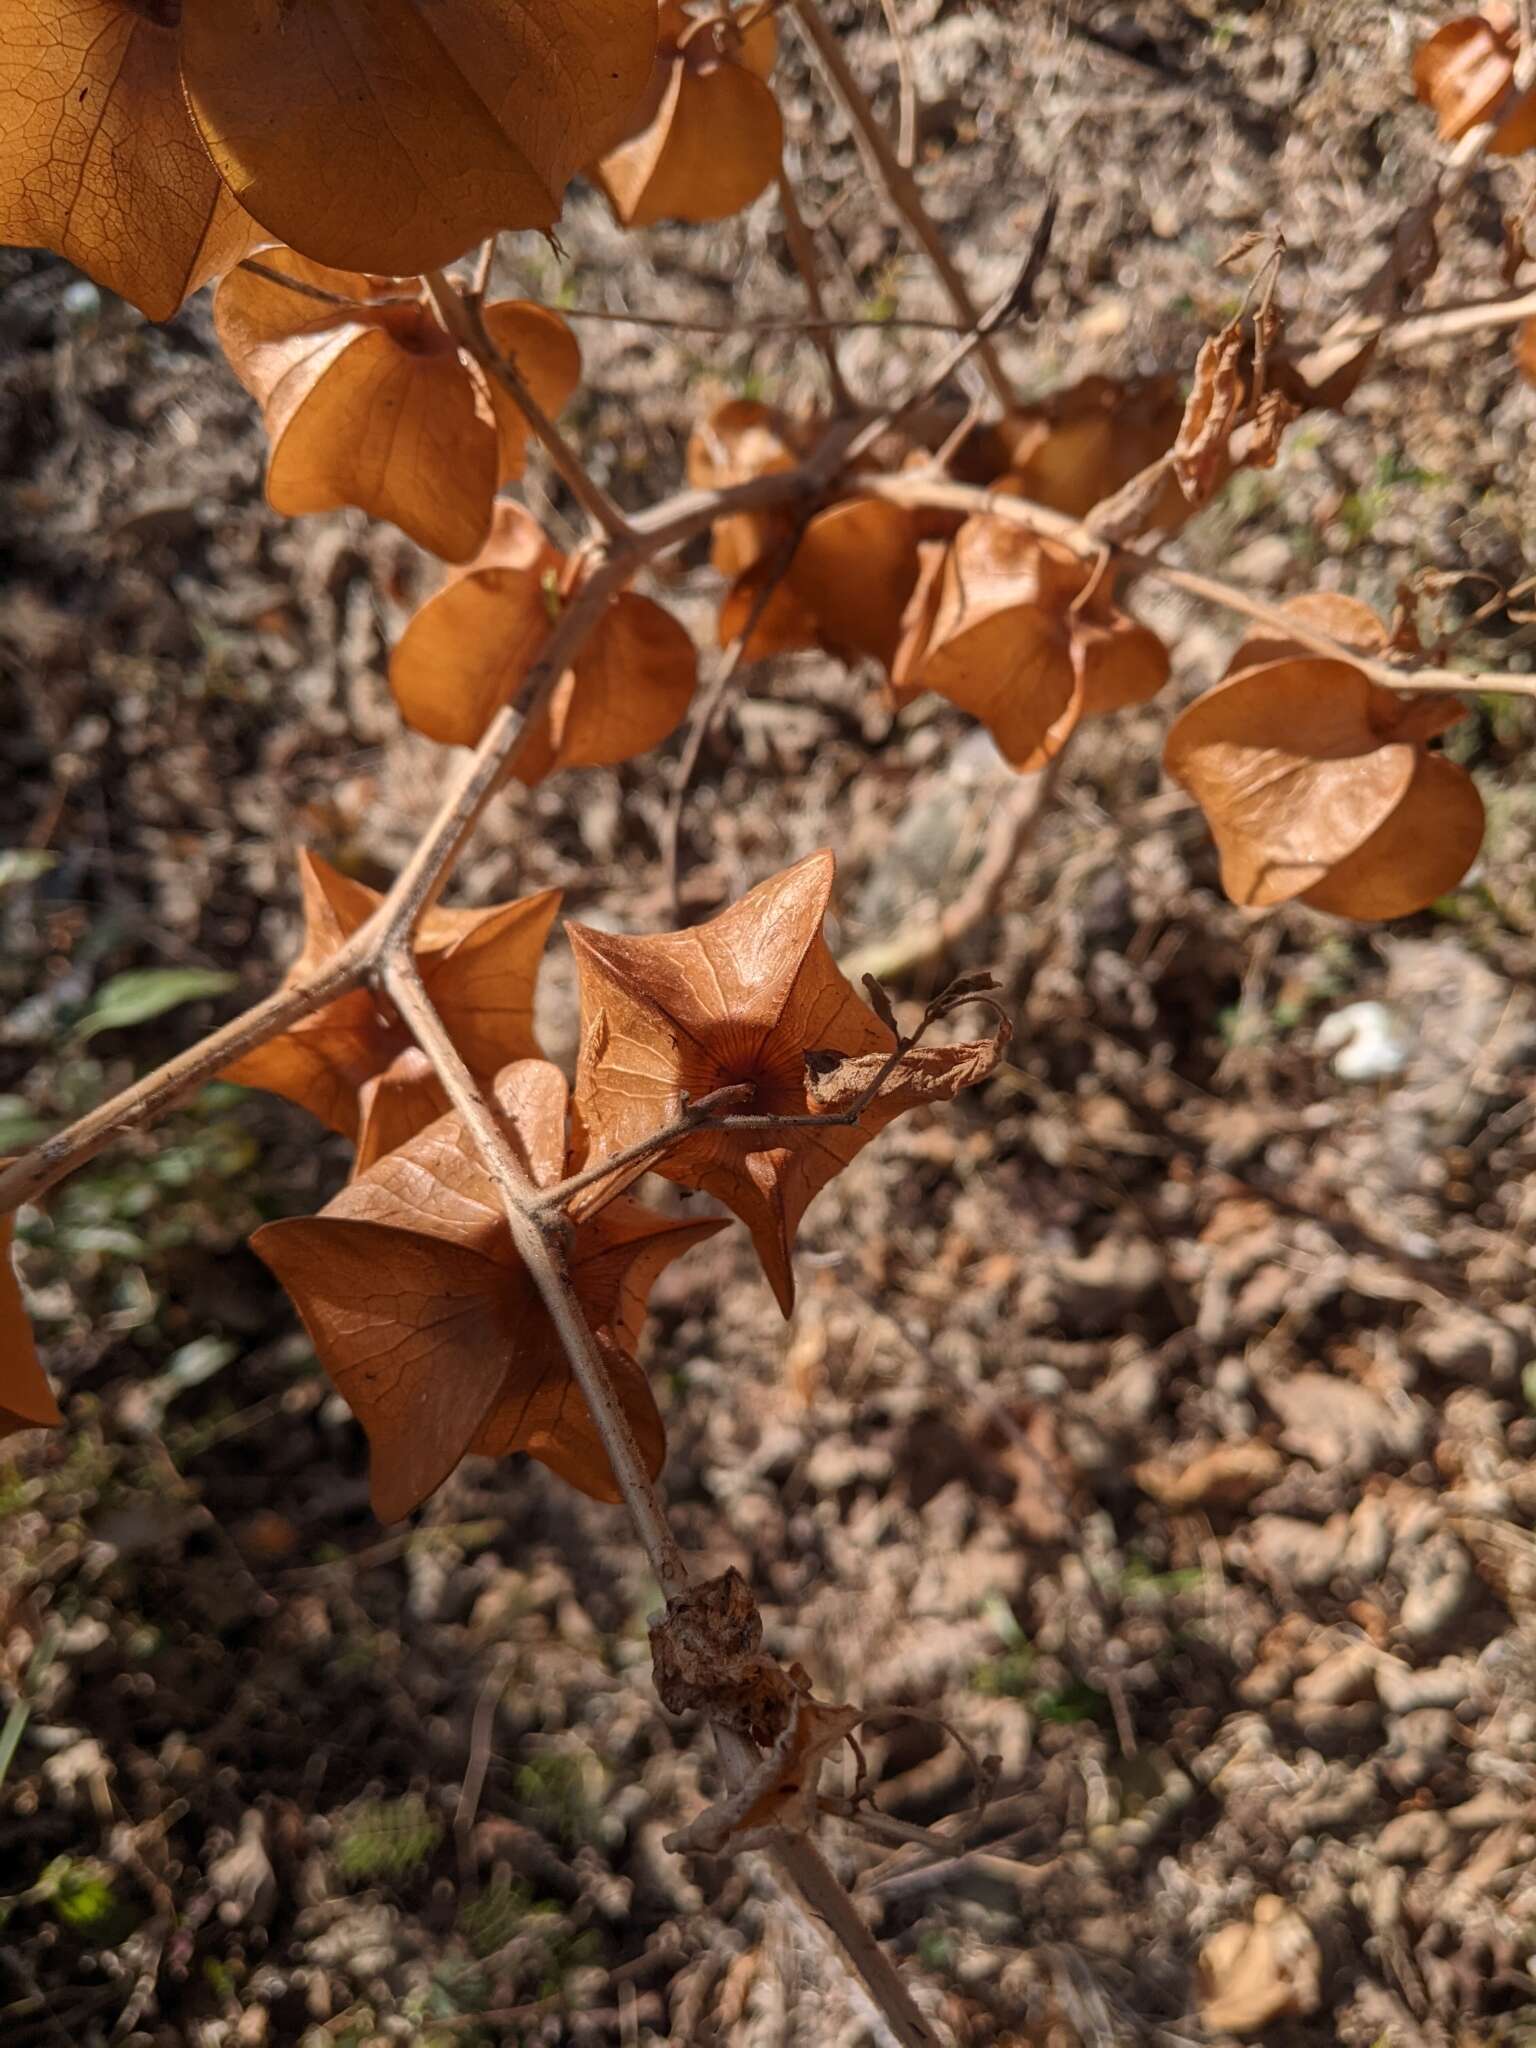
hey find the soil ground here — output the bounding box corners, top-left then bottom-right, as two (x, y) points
(5, 4), (1536, 2044)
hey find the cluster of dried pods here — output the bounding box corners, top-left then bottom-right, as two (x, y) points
(0, 0), (1510, 1468)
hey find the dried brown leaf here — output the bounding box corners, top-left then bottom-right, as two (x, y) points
(215, 256), (579, 562)
(1412, 9), (1536, 152)
(1166, 603), (1482, 918)
(180, 0), (657, 274)
(223, 850), (559, 1142)
(570, 853), (996, 1314)
(389, 504), (696, 771)
(803, 1029), (1009, 1117)
(785, 498), (923, 673)
(664, 1693), (861, 1855)
(1, 1206), (61, 1443)
(0, 3), (262, 323)
(1173, 320), (1245, 503)
(651, 1566), (800, 1746)
(596, 6), (783, 227)
(958, 374), (1186, 520)
(253, 1062), (723, 1520)
(901, 517), (1168, 770)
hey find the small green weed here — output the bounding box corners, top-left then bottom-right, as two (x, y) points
(332, 1794), (443, 1887)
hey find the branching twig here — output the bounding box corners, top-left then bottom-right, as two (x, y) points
(843, 190), (1056, 467)
(789, 0), (1020, 409)
(379, 951), (940, 2048)
(863, 473), (1536, 698)
(422, 269), (635, 545)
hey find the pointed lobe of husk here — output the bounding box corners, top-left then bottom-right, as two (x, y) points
(569, 852), (998, 1313)
(253, 1061), (721, 1519)
(223, 851), (559, 1139)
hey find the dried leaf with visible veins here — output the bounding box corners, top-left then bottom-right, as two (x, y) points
(389, 504), (697, 774)
(596, 2), (782, 226)
(253, 1062), (722, 1521)
(179, 0), (658, 275)
(223, 850), (560, 1148)
(354, 1049), (451, 1178)
(569, 852), (1001, 1314)
(897, 517), (1169, 771)
(665, 1692), (862, 1854)
(651, 1565), (800, 1745)
(1164, 595), (1482, 920)
(0, 0), (261, 322)
(803, 1032), (1009, 1118)
(2, 1207), (61, 1443)
(215, 252), (579, 562)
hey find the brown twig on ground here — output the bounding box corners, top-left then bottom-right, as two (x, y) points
(789, 0), (1020, 409)
(840, 745), (1073, 985)
(879, 0), (919, 168)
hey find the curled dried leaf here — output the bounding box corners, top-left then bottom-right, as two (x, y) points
(215, 254), (579, 562)
(1173, 320), (1246, 503)
(389, 504), (697, 773)
(650, 1566), (801, 1746)
(898, 517), (1169, 771)
(0, 2), (262, 322)
(2, 1205), (61, 1443)
(1165, 596), (1481, 920)
(223, 850), (559, 1145)
(570, 853), (1000, 1314)
(802, 1026), (1010, 1118)
(957, 373), (1186, 520)
(596, 3), (783, 226)
(1412, 9), (1536, 153)
(665, 1692), (862, 1855)
(254, 1062), (723, 1521)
